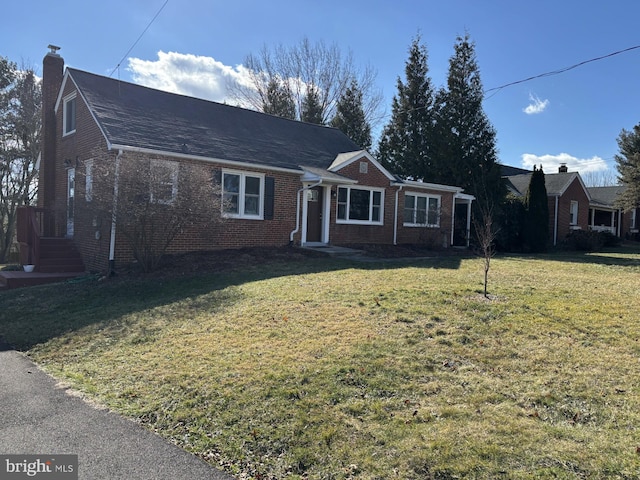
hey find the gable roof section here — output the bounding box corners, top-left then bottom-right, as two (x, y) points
(506, 172), (591, 200)
(588, 185), (625, 208)
(328, 150), (396, 181)
(65, 68), (361, 172)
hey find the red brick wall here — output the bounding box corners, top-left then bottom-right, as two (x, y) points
(549, 177), (590, 244)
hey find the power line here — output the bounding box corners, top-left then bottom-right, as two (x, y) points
(485, 44), (640, 95)
(109, 0), (170, 78)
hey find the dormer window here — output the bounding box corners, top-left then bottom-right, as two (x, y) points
(63, 93), (77, 136)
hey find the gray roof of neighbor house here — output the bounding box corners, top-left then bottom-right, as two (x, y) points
(505, 172), (589, 198)
(67, 68), (361, 172)
(588, 185), (625, 208)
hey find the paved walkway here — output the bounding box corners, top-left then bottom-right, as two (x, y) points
(0, 342), (234, 479)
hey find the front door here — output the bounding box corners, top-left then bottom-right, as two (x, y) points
(66, 168), (75, 237)
(306, 187), (323, 242)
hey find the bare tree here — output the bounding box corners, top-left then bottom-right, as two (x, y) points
(230, 37), (384, 128)
(582, 169), (619, 187)
(0, 59), (41, 262)
(89, 151), (225, 272)
(473, 205), (498, 298)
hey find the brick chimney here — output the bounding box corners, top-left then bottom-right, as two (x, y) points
(558, 163), (568, 173)
(39, 45), (64, 228)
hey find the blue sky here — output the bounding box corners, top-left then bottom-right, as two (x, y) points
(4, 0), (640, 183)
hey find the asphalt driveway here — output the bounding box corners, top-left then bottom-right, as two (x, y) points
(0, 341), (234, 479)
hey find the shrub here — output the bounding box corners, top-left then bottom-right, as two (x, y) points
(562, 230), (620, 251)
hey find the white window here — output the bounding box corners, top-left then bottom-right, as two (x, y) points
(85, 159), (94, 202)
(63, 93), (77, 136)
(336, 186), (383, 224)
(570, 201), (579, 225)
(404, 192), (441, 227)
(150, 160), (179, 204)
(222, 170), (264, 219)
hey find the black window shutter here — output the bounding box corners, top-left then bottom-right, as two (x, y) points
(264, 176), (275, 220)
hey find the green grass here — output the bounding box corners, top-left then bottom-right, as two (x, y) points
(2, 247), (640, 479)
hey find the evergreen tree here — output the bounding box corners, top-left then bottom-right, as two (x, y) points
(377, 35), (437, 179)
(436, 33), (504, 212)
(262, 78), (296, 120)
(615, 123), (640, 211)
(524, 166), (549, 252)
(301, 85), (324, 124)
(331, 78), (372, 149)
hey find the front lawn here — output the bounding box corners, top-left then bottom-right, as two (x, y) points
(2, 247), (640, 479)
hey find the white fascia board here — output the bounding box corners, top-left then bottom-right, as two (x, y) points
(454, 192), (475, 201)
(393, 179), (463, 193)
(109, 144), (304, 175)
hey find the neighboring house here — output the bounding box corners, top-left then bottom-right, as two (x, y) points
(588, 185), (640, 239)
(20, 48), (473, 273)
(504, 165), (591, 246)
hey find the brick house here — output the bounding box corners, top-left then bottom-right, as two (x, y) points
(19, 48), (473, 273)
(505, 166), (591, 246)
(588, 185), (640, 239)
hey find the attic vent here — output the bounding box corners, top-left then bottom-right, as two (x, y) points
(359, 161), (368, 174)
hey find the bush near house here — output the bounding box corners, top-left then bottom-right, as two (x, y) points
(563, 230), (621, 251)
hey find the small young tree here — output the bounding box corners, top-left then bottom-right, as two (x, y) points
(474, 204), (498, 298)
(90, 151), (225, 272)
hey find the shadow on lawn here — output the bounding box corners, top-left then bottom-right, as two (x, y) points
(0, 246), (465, 351)
(499, 243), (640, 268)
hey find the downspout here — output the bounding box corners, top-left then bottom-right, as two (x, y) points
(393, 185), (403, 245)
(108, 149), (123, 275)
(450, 195), (456, 247)
(289, 180), (322, 245)
(553, 195), (559, 246)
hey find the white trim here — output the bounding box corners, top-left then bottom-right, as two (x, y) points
(85, 159), (94, 202)
(62, 92), (77, 136)
(109, 143), (303, 176)
(403, 191), (442, 228)
(393, 179), (463, 194)
(221, 169), (265, 220)
(329, 150), (397, 182)
(150, 159), (179, 205)
(336, 185), (385, 225)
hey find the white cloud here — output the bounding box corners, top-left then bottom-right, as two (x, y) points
(127, 51), (254, 104)
(523, 93), (549, 115)
(521, 153), (608, 175)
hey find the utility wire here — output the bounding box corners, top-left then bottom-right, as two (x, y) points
(109, 0), (170, 78)
(485, 44), (640, 95)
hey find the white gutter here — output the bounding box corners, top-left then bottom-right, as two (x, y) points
(393, 185), (404, 245)
(108, 149), (123, 274)
(289, 180), (322, 244)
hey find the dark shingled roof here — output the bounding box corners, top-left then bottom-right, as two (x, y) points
(500, 164), (531, 177)
(588, 185), (625, 207)
(505, 172), (585, 197)
(68, 68), (361, 171)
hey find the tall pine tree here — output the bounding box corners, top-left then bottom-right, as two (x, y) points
(436, 33), (504, 212)
(301, 85), (324, 124)
(377, 35), (437, 180)
(262, 78), (296, 120)
(614, 123), (640, 211)
(331, 79), (372, 149)
(524, 166), (549, 252)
